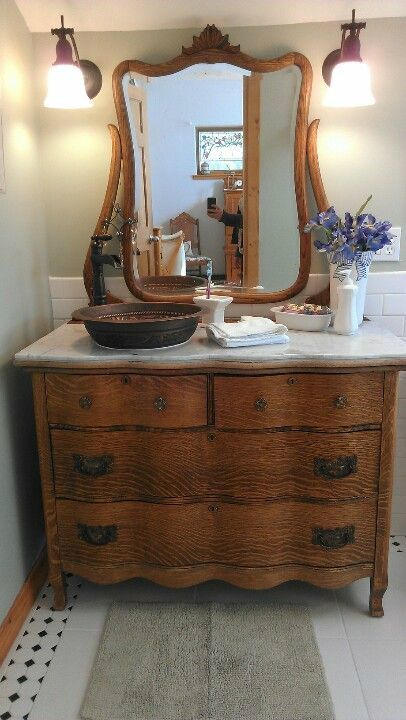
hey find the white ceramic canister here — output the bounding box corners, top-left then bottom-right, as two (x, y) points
(329, 261), (370, 325)
(333, 268), (358, 335)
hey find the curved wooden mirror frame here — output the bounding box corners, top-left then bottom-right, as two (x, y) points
(115, 26), (314, 304)
(84, 26), (331, 306)
(306, 118), (331, 306)
(83, 123), (123, 305)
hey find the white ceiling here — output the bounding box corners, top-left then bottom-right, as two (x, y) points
(15, 0), (406, 33)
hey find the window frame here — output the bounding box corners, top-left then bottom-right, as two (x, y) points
(195, 125), (244, 177)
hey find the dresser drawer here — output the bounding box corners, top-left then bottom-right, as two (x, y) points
(214, 373), (383, 429)
(212, 429), (380, 500)
(51, 429), (212, 500)
(57, 498), (377, 570)
(51, 428), (381, 502)
(46, 374), (207, 427)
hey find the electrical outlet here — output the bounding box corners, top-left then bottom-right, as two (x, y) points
(373, 226), (401, 262)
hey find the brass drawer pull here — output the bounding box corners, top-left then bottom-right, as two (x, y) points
(73, 454), (113, 477)
(312, 525), (355, 550)
(208, 505), (219, 512)
(334, 395), (348, 409)
(79, 395), (92, 409)
(207, 433), (216, 442)
(255, 397), (268, 412)
(153, 396), (167, 412)
(314, 455), (357, 480)
(77, 523), (117, 546)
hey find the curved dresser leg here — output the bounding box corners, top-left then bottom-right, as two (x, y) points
(369, 578), (386, 617)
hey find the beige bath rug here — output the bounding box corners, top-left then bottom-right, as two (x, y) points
(80, 601), (334, 720)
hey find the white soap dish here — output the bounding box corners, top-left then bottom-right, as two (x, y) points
(193, 296), (233, 324)
(271, 306), (332, 332)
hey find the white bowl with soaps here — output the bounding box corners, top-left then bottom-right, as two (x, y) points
(270, 303), (332, 332)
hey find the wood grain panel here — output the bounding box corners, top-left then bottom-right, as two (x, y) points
(32, 373), (66, 609)
(51, 428), (381, 502)
(46, 374), (207, 427)
(214, 372), (384, 428)
(212, 430), (380, 500)
(62, 560), (373, 591)
(370, 371), (399, 616)
(57, 498), (377, 570)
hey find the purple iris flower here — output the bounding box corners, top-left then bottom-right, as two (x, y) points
(304, 200), (392, 259)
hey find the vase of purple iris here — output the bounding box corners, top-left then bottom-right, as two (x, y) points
(305, 196), (393, 325)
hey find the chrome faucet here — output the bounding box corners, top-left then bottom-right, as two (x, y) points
(90, 234), (121, 305)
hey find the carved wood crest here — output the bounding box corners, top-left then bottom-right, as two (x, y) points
(182, 24), (240, 55)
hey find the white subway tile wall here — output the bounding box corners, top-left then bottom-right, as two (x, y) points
(49, 272), (406, 532)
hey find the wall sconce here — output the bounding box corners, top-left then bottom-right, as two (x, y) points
(44, 15), (102, 109)
(322, 9), (375, 108)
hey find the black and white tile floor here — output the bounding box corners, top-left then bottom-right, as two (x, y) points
(0, 575), (82, 720)
(0, 537), (405, 720)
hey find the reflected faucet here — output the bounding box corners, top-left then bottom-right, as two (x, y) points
(91, 234), (121, 305)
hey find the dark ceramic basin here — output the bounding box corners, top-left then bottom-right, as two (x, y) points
(72, 302), (200, 349)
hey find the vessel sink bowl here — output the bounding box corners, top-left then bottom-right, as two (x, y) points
(72, 302), (201, 349)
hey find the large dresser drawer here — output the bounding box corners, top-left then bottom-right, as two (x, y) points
(51, 428), (381, 502)
(57, 498), (377, 570)
(46, 374), (208, 427)
(214, 373), (384, 429)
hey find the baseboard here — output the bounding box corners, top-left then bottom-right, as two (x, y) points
(0, 547), (48, 666)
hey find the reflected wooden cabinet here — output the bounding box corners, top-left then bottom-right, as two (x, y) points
(224, 188), (243, 284)
(30, 364), (397, 618)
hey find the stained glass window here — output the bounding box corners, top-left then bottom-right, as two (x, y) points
(196, 126), (243, 174)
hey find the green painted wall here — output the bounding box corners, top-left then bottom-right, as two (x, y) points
(0, 0), (52, 623)
(33, 17), (406, 279)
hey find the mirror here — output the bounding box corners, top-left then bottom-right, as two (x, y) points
(97, 26), (319, 304)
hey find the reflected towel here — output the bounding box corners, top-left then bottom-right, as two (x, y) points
(206, 316), (289, 348)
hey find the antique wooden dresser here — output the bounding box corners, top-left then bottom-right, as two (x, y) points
(15, 321), (406, 616)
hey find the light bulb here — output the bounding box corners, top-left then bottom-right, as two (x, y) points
(44, 64), (92, 109)
(324, 61), (375, 108)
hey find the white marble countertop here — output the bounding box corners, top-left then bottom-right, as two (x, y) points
(14, 321), (406, 371)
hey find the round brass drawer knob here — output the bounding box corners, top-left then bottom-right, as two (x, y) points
(79, 396), (92, 409)
(207, 433), (216, 442)
(154, 396), (167, 412)
(255, 397), (268, 412)
(334, 395), (348, 409)
(208, 505), (219, 512)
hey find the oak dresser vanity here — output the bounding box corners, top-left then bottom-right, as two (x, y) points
(17, 25), (405, 618)
(15, 322), (406, 616)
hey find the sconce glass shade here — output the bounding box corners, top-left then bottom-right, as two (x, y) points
(324, 61), (375, 107)
(44, 64), (92, 109)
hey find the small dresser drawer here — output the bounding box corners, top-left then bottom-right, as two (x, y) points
(57, 498), (377, 570)
(214, 373), (383, 429)
(46, 374), (207, 427)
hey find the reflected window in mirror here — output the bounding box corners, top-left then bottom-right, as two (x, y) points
(196, 126), (243, 176)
